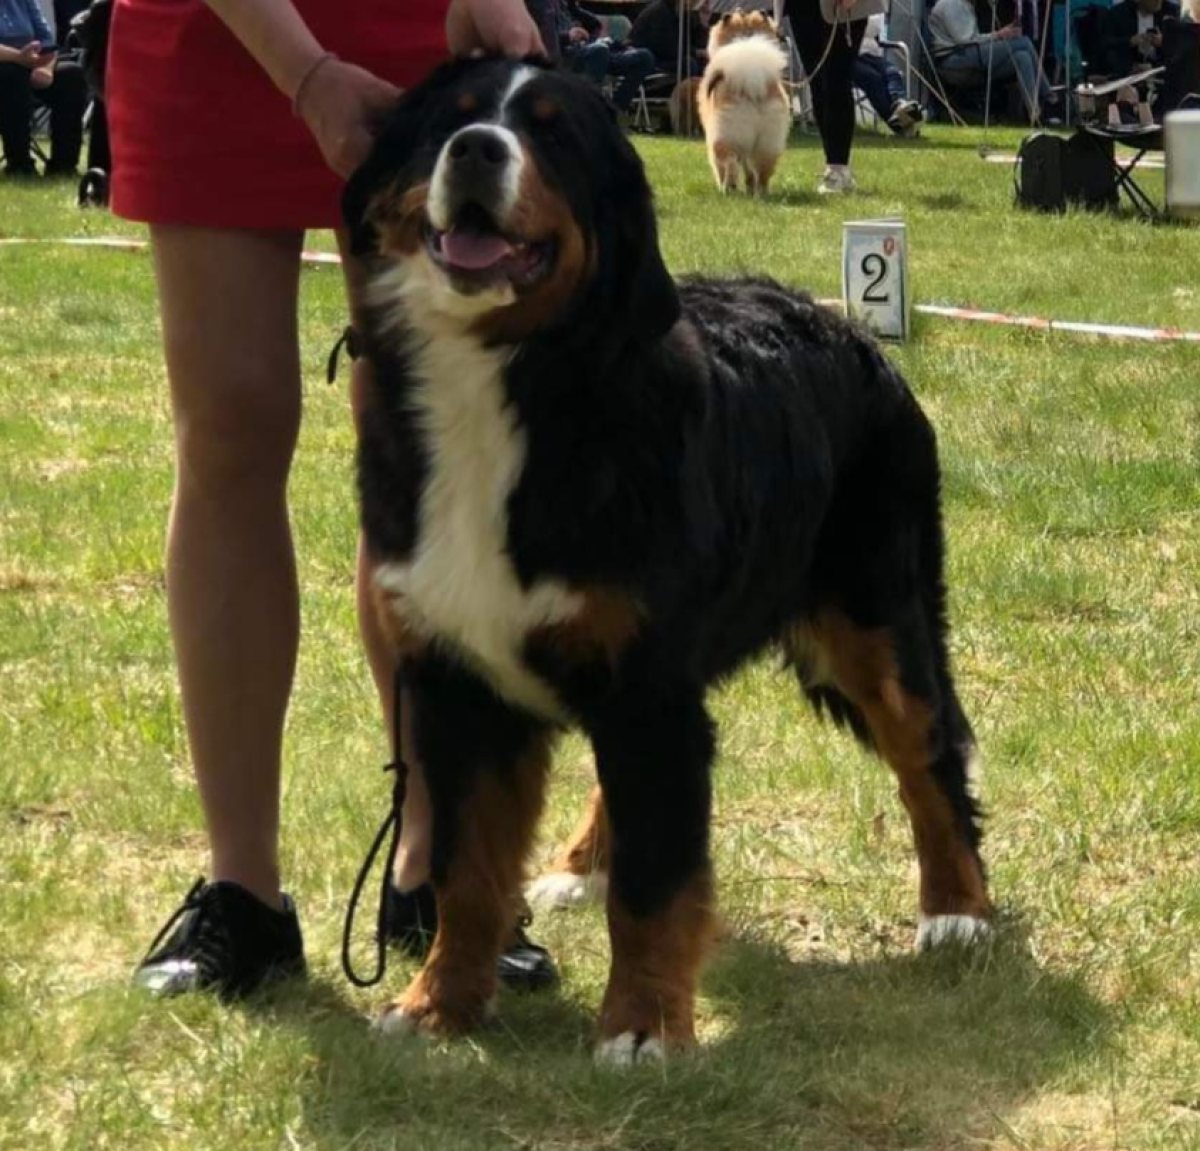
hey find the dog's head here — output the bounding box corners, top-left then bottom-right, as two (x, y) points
(345, 57), (679, 347)
(707, 9), (779, 52)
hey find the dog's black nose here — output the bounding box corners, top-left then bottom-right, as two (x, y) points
(447, 127), (510, 172)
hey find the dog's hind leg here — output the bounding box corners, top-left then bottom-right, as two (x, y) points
(794, 402), (989, 949)
(377, 657), (553, 1036)
(589, 679), (717, 1064)
(527, 786), (610, 909)
(750, 153), (779, 197)
(802, 609), (989, 950)
(710, 139), (740, 193)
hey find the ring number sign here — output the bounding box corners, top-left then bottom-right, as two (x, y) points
(842, 220), (910, 342)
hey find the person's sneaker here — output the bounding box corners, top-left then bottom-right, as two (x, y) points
(133, 878), (306, 1001)
(887, 99), (924, 135)
(384, 881), (559, 992)
(817, 165), (857, 195)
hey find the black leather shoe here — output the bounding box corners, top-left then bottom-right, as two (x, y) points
(384, 882), (558, 992)
(133, 878), (306, 1001)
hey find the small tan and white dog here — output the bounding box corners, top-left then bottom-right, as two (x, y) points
(698, 10), (791, 194)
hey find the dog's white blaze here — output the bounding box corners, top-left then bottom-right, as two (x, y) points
(526, 870), (608, 909)
(915, 914), (991, 951)
(373, 325), (580, 721)
(499, 65), (539, 115)
(595, 1033), (666, 1066)
(428, 123), (524, 232)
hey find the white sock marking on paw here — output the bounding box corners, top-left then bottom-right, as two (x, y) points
(916, 914), (991, 951)
(525, 871), (607, 909)
(373, 1005), (421, 1036)
(595, 1032), (665, 1066)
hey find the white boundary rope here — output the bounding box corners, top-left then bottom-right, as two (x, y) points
(4, 237), (1197, 344)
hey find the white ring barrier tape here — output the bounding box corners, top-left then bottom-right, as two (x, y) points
(4, 237), (1198, 345)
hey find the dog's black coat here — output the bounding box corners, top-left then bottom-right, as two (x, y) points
(346, 58), (979, 928)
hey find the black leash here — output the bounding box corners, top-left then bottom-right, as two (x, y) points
(341, 666), (408, 989)
(326, 325), (361, 385)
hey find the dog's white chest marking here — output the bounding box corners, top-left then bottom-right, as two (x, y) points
(373, 327), (581, 720)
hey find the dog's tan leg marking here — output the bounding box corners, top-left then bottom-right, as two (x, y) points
(379, 732), (552, 1036)
(596, 866), (716, 1064)
(710, 140), (740, 194)
(810, 611), (991, 929)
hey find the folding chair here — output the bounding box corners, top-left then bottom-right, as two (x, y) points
(29, 103), (52, 166)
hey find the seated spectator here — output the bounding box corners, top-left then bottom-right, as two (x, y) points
(630, 0), (710, 78)
(552, 0), (657, 112)
(929, 0), (1061, 122)
(854, 13), (924, 134)
(1102, 0), (1181, 76)
(0, 0), (87, 176)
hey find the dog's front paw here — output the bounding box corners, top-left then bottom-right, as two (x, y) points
(595, 1030), (668, 1067)
(915, 913), (991, 951)
(374, 978), (496, 1037)
(526, 870), (607, 910)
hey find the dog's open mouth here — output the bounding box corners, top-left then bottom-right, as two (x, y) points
(425, 204), (554, 293)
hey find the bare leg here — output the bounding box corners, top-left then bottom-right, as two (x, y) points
(336, 230), (432, 892)
(152, 225), (305, 909)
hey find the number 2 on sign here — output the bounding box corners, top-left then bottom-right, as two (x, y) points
(861, 253), (890, 304)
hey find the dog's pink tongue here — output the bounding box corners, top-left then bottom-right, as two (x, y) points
(440, 228), (513, 271)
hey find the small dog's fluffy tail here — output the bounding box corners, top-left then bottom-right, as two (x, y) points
(703, 36), (788, 102)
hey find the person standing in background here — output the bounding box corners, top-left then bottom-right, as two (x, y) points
(780, 0), (885, 194)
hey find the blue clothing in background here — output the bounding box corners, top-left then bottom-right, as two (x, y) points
(0, 0), (55, 49)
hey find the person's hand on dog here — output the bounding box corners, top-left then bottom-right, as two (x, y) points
(30, 65), (54, 90)
(297, 0), (544, 179)
(295, 57), (401, 179)
(446, 0), (545, 57)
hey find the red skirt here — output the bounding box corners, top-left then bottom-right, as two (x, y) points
(108, 0), (449, 229)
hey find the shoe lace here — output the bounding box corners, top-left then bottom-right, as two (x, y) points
(137, 876), (209, 967)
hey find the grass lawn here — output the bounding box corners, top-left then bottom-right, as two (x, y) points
(2, 125), (1199, 1151)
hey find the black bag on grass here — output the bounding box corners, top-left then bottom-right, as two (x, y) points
(1016, 131), (1118, 212)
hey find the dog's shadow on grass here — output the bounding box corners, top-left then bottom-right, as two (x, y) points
(269, 913), (1112, 1150)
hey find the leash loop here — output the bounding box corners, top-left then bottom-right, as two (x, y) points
(341, 668), (408, 989)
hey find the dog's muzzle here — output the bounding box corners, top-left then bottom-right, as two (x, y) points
(424, 124), (552, 293)
(429, 125), (522, 232)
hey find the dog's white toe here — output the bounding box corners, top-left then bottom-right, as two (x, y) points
(595, 1032), (666, 1067)
(526, 870), (607, 910)
(915, 914), (991, 951)
(373, 1005), (420, 1036)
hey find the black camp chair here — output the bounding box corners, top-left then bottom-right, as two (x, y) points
(1075, 19), (1200, 217)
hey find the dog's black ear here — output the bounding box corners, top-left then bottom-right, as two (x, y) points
(618, 195), (680, 342)
(605, 139), (680, 342)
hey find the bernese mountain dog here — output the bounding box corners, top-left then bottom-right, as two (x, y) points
(344, 56), (990, 1063)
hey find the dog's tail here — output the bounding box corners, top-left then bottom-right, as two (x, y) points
(703, 37), (787, 103)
